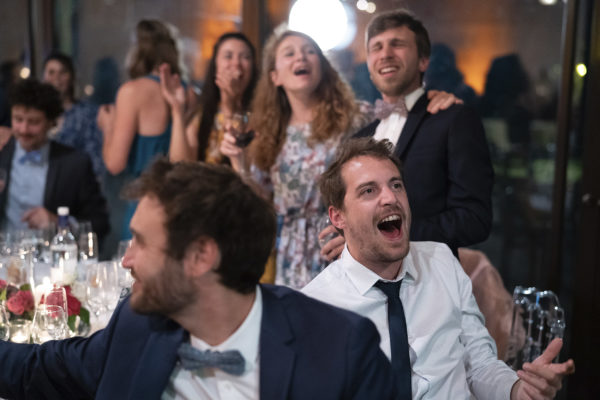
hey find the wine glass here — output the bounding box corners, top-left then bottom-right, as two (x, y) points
(225, 112), (254, 176)
(87, 261), (120, 317)
(116, 240), (133, 299)
(78, 232), (98, 264)
(31, 304), (68, 343)
(44, 285), (68, 315)
(316, 216), (339, 248)
(0, 305), (10, 341)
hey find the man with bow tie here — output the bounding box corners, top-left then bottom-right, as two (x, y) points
(354, 9), (494, 258)
(0, 159), (396, 399)
(0, 78), (108, 237)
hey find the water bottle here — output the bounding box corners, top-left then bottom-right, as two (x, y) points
(50, 207), (78, 285)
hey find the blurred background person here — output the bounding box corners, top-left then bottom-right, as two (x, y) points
(161, 31), (257, 164)
(42, 51), (105, 179)
(97, 19), (189, 253)
(480, 53), (534, 152)
(0, 60), (22, 147)
(424, 43), (478, 107)
(89, 57), (120, 107)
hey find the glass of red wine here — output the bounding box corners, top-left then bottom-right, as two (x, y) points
(226, 112), (254, 176)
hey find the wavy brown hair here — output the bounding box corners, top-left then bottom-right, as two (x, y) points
(127, 19), (181, 79)
(250, 30), (358, 171)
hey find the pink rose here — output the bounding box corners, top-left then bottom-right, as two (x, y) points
(0, 279), (6, 290)
(6, 293), (25, 315)
(20, 290), (34, 312)
(66, 293), (81, 316)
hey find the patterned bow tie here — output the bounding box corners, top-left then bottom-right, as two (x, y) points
(177, 343), (246, 376)
(374, 98), (408, 120)
(18, 150), (43, 165)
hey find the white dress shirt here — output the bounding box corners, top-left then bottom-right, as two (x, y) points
(373, 87), (425, 147)
(303, 242), (518, 399)
(163, 287), (262, 400)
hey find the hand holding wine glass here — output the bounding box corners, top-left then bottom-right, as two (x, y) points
(220, 112), (254, 176)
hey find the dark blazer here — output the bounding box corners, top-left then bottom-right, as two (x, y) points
(355, 94), (494, 256)
(0, 138), (109, 239)
(0, 285), (397, 399)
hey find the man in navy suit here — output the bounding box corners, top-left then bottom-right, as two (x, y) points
(0, 78), (108, 238)
(354, 9), (494, 257)
(0, 159), (396, 399)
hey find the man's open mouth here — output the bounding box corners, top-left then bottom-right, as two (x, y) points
(377, 214), (403, 239)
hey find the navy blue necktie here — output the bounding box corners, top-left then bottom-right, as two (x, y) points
(375, 280), (412, 398)
(177, 343), (245, 376)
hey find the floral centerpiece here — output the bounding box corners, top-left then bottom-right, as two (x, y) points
(40, 285), (90, 335)
(0, 279), (35, 320)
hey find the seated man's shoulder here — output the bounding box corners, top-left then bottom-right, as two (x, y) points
(105, 297), (179, 340)
(410, 241), (462, 272)
(262, 284), (375, 331)
(50, 140), (93, 164)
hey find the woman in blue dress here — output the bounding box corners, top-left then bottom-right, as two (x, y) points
(97, 19), (192, 243)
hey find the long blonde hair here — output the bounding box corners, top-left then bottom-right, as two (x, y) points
(250, 30), (358, 171)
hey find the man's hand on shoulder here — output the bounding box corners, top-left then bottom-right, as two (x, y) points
(426, 90), (463, 114)
(22, 207), (58, 229)
(510, 338), (575, 400)
(319, 225), (345, 262)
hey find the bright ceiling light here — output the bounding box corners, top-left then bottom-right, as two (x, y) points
(539, 0), (558, 5)
(576, 63), (587, 77)
(289, 0), (355, 51)
(19, 67), (30, 79)
(366, 2), (377, 13)
(356, 0), (368, 11)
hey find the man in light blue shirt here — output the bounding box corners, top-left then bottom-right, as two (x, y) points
(0, 79), (108, 238)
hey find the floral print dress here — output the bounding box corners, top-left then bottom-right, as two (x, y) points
(269, 123), (340, 289)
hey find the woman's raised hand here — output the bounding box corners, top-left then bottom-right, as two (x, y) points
(159, 63), (185, 115)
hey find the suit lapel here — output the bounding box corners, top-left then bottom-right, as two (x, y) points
(259, 286), (296, 400)
(0, 138), (16, 216)
(127, 318), (187, 398)
(354, 119), (380, 138)
(395, 93), (429, 159)
(44, 141), (59, 207)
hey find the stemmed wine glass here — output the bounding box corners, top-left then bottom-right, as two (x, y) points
(87, 261), (120, 317)
(225, 112), (254, 176)
(0, 305), (10, 341)
(31, 304), (68, 343)
(44, 285), (68, 315)
(116, 240), (134, 299)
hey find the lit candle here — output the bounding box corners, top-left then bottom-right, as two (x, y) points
(10, 320), (31, 343)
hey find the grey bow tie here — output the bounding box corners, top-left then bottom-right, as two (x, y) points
(177, 343), (246, 376)
(374, 98), (408, 120)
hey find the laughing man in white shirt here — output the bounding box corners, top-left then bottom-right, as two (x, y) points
(303, 137), (574, 399)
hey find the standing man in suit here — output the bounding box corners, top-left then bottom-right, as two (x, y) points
(354, 9), (494, 257)
(0, 159), (396, 399)
(0, 78), (108, 238)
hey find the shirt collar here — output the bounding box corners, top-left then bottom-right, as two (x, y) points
(405, 87), (425, 112)
(14, 140), (50, 164)
(341, 244), (419, 295)
(190, 285), (262, 373)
